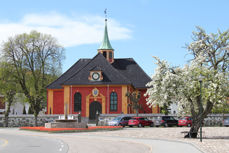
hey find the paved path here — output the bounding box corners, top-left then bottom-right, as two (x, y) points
(61, 134), (202, 153)
(0, 132), (68, 153)
(83, 127), (229, 153)
(0, 128), (203, 153)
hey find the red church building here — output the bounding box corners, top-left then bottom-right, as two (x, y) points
(47, 18), (160, 120)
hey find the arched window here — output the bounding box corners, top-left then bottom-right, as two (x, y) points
(74, 92), (81, 112)
(109, 52), (112, 59)
(103, 52), (107, 58)
(110, 92), (117, 111)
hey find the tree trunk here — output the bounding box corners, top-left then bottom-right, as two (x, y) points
(186, 122), (201, 138)
(32, 100), (41, 127)
(4, 114), (9, 127)
(34, 113), (38, 127)
(186, 112), (207, 138)
(4, 101), (12, 127)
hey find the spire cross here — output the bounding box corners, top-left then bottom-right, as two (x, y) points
(104, 8), (107, 20)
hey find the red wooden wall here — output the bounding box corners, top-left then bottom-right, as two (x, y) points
(53, 91), (64, 114)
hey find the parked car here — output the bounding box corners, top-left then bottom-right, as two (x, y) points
(128, 117), (154, 127)
(178, 116), (192, 127)
(223, 117), (229, 127)
(155, 116), (178, 127)
(108, 116), (132, 127)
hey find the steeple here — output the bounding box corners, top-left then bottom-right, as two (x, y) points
(98, 9), (114, 63)
(98, 19), (113, 50)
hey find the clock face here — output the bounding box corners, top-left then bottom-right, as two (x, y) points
(92, 72), (100, 80)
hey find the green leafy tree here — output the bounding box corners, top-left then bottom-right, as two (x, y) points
(0, 62), (18, 127)
(2, 31), (65, 126)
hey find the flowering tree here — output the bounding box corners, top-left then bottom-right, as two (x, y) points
(145, 57), (228, 137)
(187, 26), (229, 72)
(145, 27), (229, 138)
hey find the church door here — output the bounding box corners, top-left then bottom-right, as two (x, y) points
(89, 101), (102, 120)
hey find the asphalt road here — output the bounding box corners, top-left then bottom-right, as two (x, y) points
(0, 128), (203, 153)
(0, 132), (68, 153)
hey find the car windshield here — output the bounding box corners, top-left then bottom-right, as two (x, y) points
(181, 117), (187, 120)
(163, 116), (173, 120)
(113, 117), (122, 121)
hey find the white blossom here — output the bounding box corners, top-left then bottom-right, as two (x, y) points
(145, 56), (229, 115)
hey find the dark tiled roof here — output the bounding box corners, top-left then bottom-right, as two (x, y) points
(62, 53), (131, 85)
(112, 58), (151, 88)
(46, 58), (90, 89)
(47, 53), (151, 89)
(90, 66), (102, 71)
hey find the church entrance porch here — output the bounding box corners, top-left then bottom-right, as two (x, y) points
(89, 101), (102, 120)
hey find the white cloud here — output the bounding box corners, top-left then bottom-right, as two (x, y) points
(0, 13), (132, 47)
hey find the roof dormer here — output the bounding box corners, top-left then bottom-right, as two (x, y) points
(88, 66), (103, 81)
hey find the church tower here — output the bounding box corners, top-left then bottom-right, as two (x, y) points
(98, 17), (114, 63)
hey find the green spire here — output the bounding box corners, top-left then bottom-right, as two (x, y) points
(99, 19), (113, 50)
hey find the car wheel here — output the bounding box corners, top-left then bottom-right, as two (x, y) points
(187, 124), (191, 127)
(129, 125), (133, 127)
(138, 124), (142, 127)
(119, 123), (124, 127)
(150, 123), (154, 127)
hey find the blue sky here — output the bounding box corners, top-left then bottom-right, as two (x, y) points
(0, 0), (229, 76)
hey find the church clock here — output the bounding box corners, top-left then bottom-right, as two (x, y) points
(92, 72), (100, 81)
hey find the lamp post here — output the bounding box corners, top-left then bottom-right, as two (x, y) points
(199, 77), (203, 142)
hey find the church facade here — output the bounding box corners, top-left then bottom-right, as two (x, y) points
(46, 18), (160, 120)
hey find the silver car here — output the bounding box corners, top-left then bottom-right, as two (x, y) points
(108, 116), (131, 127)
(223, 117), (229, 127)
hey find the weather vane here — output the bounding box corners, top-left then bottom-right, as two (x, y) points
(104, 8), (107, 20)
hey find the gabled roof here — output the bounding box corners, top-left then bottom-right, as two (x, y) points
(47, 54), (151, 89)
(62, 53), (130, 86)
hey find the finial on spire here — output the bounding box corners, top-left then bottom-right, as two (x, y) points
(104, 8), (107, 21)
(98, 8), (113, 50)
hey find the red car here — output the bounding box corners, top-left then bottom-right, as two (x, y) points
(178, 117), (192, 127)
(128, 117), (154, 127)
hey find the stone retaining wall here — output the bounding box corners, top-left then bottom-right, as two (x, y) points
(0, 113), (228, 127)
(0, 114), (79, 127)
